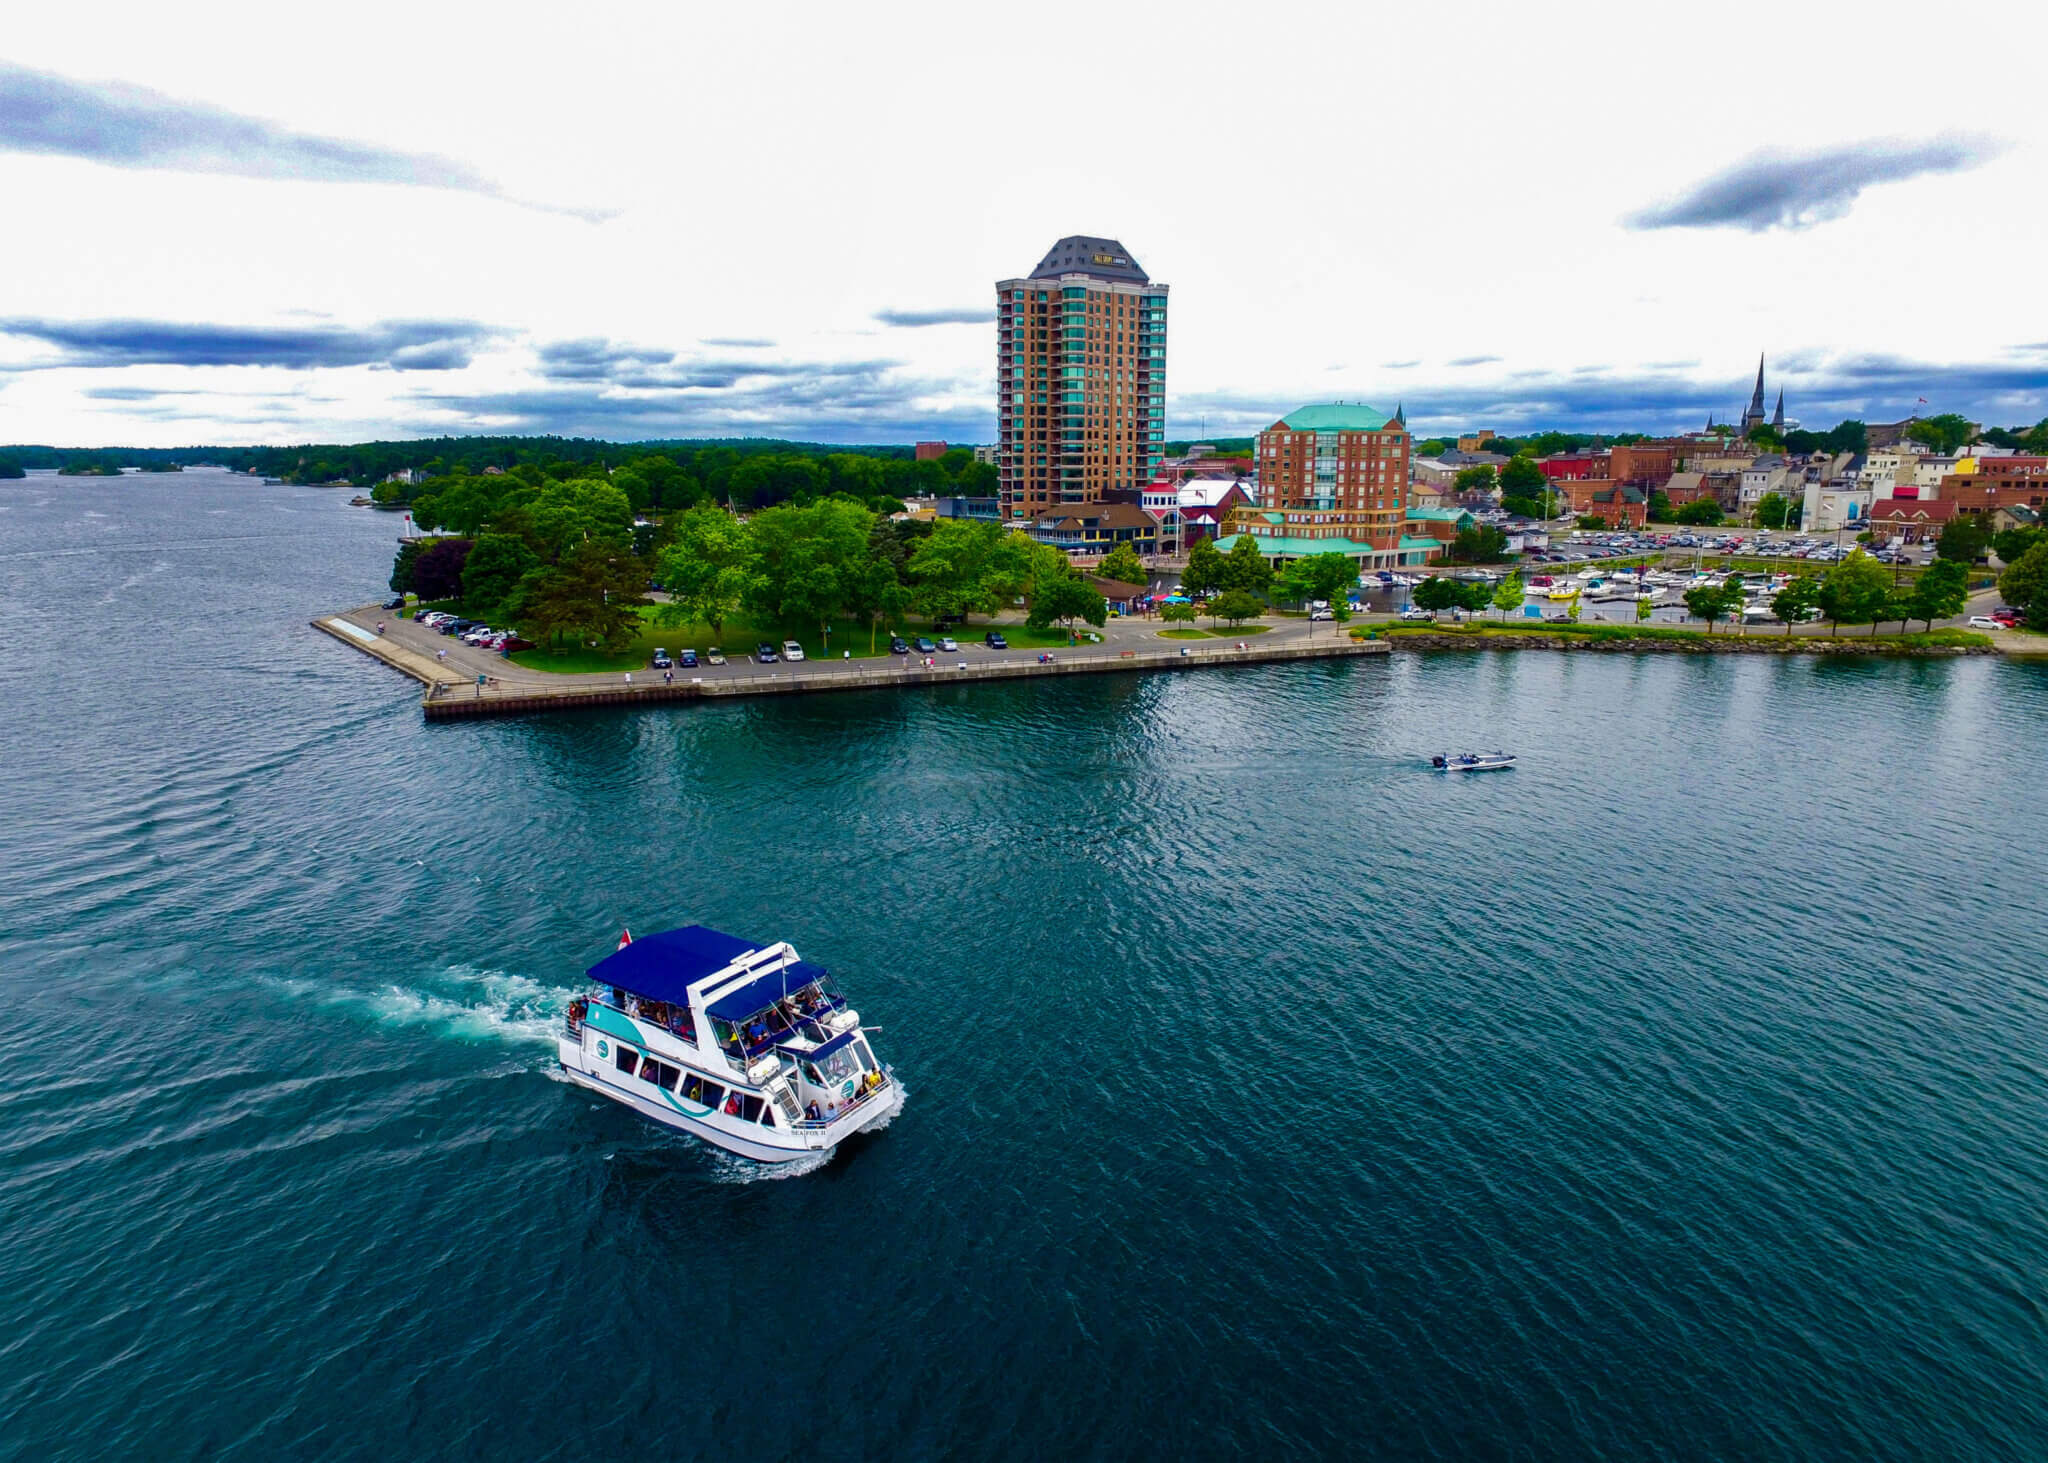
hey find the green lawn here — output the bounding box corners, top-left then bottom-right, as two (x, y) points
(506, 607), (1079, 674)
(1158, 628), (1216, 639)
(1366, 619), (1993, 649)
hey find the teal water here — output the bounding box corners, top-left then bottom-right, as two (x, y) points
(4, 469), (2048, 1460)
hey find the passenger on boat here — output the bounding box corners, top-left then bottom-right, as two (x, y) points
(805, 1101), (821, 1121)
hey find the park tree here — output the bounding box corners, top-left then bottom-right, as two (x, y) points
(1817, 551), (1895, 634)
(1770, 575), (1822, 634)
(1279, 552), (1360, 611)
(460, 533), (541, 621)
(1497, 456), (1546, 498)
(1997, 539), (2048, 622)
(746, 498), (875, 638)
(1209, 590), (1266, 627)
(1935, 514), (1991, 564)
(1411, 576), (1461, 617)
(519, 541), (649, 649)
(655, 506), (755, 641)
(411, 538), (474, 601)
(1182, 537), (1226, 597)
(1026, 568), (1108, 631)
(1491, 571), (1525, 619)
(1096, 541), (1147, 586)
(1906, 560), (1970, 631)
(1160, 600), (1199, 627)
(1220, 534), (1275, 595)
(389, 538), (426, 595)
(1682, 578), (1744, 634)
(906, 519), (1033, 623)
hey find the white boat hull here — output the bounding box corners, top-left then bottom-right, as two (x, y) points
(557, 1035), (901, 1163)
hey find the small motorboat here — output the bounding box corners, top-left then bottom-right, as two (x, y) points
(1430, 751), (1517, 772)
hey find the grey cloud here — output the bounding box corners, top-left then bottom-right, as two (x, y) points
(536, 338), (677, 381)
(0, 62), (612, 220)
(1380, 360), (1421, 370)
(0, 316), (506, 371)
(1624, 134), (2008, 232)
(874, 308), (997, 328)
(1448, 355), (1502, 367)
(699, 337), (775, 348)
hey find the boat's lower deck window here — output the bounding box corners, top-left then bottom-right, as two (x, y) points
(615, 1047), (639, 1076)
(722, 1092), (767, 1123)
(680, 1073), (726, 1109)
(642, 1057), (682, 1091)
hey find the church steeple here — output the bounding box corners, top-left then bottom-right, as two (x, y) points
(1393, 401), (1405, 428)
(1742, 353), (1768, 434)
(1771, 388), (1785, 431)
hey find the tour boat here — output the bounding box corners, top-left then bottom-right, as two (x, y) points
(1430, 751), (1518, 772)
(558, 925), (901, 1163)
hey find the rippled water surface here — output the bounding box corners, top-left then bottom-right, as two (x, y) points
(4, 469), (2048, 1461)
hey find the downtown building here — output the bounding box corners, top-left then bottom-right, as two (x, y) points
(1219, 403), (1433, 567)
(996, 236), (1168, 523)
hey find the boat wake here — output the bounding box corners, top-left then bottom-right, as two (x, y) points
(265, 965), (568, 1048)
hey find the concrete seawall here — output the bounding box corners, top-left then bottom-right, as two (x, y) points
(312, 616), (1390, 721)
(1385, 631), (2000, 657)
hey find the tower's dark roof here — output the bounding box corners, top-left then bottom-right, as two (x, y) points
(1029, 236), (1150, 284)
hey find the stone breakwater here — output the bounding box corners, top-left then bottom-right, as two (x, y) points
(1385, 632), (1999, 657)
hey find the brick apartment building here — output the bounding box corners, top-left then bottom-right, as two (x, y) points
(1241, 402), (1412, 554)
(1942, 456), (2048, 513)
(996, 236), (1167, 523)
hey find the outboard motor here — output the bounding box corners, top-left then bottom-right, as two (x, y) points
(1431, 755), (1446, 769)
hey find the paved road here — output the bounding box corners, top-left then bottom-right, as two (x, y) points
(337, 605), (1352, 697)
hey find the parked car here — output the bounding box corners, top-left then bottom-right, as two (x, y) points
(1308, 608), (1333, 622)
(382, 595), (406, 610)
(1992, 608), (2021, 626)
(889, 636), (910, 654)
(650, 648), (673, 669)
(782, 640), (805, 661)
(678, 649), (698, 668)
(498, 636), (535, 652)
(756, 642), (778, 663)
(706, 647), (727, 665)
(1967, 615), (2001, 630)
(1400, 606), (1434, 621)
(914, 636), (936, 653)
(937, 636), (958, 652)
(984, 631), (1008, 649)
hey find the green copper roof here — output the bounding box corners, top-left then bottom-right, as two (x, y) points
(1213, 533), (1384, 559)
(1277, 403), (1393, 431)
(1405, 507), (1472, 523)
(1399, 535), (1446, 549)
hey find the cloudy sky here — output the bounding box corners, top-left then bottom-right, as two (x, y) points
(3, 0), (2045, 447)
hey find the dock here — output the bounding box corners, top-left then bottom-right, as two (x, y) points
(312, 610), (1390, 721)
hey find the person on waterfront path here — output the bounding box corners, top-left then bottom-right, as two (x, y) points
(436, 648), (446, 663)
(663, 669), (673, 686)
(624, 672), (632, 686)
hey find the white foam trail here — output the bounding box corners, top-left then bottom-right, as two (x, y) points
(261, 965), (568, 1047)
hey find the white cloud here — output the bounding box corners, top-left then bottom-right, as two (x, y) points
(2, 0), (2045, 446)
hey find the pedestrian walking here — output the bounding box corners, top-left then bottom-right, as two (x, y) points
(375, 621), (385, 634)
(437, 648), (447, 662)
(624, 672), (632, 686)
(664, 669), (673, 685)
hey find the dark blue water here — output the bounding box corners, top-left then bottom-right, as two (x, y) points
(5, 469), (2048, 1461)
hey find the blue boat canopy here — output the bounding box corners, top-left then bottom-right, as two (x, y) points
(586, 925), (761, 1005)
(706, 961), (830, 1023)
(788, 1030), (857, 1064)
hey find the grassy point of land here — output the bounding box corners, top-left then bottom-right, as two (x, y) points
(1364, 620), (1993, 650)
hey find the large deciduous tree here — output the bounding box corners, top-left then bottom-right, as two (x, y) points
(1497, 456), (1546, 497)
(1818, 551), (1895, 634)
(1181, 537), (1226, 597)
(461, 534), (541, 621)
(1997, 540), (2048, 623)
(1208, 590), (1266, 627)
(411, 538), (474, 601)
(1411, 576), (1461, 617)
(1220, 534), (1274, 595)
(1096, 541), (1147, 586)
(1682, 579), (1744, 634)
(1936, 514), (1991, 564)
(654, 506), (754, 640)
(1906, 560), (1969, 631)
(1770, 574), (1821, 634)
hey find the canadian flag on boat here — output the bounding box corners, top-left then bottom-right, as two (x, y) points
(616, 928), (633, 951)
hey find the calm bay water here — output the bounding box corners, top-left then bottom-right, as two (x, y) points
(4, 468), (2048, 1461)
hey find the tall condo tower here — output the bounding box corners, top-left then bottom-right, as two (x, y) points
(996, 236), (1167, 522)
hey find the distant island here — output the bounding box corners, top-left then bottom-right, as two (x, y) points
(56, 463), (124, 477)
(138, 463), (184, 473)
(0, 456), (24, 480)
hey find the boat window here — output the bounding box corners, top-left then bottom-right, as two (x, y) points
(642, 1058), (681, 1091)
(679, 1072), (726, 1109)
(614, 1046), (640, 1076)
(759, 1106), (775, 1129)
(853, 1038), (877, 1072)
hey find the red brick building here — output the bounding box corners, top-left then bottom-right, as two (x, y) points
(1941, 457), (2048, 513)
(1562, 480), (1647, 527)
(1610, 443), (1675, 488)
(914, 441), (949, 462)
(1250, 402), (1411, 554)
(1539, 452), (1609, 481)
(1868, 498), (1958, 543)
